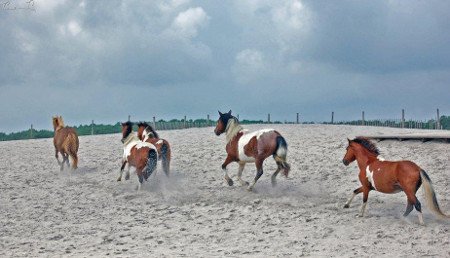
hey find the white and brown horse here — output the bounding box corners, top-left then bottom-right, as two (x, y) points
(119, 122), (158, 190)
(343, 137), (449, 224)
(136, 122), (171, 176)
(52, 116), (79, 171)
(214, 110), (290, 191)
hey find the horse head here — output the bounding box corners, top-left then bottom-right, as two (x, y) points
(121, 121), (133, 143)
(52, 115), (65, 131)
(342, 138), (357, 166)
(214, 110), (233, 136)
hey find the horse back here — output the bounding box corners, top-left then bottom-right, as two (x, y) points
(369, 160), (421, 193)
(54, 127), (79, 152)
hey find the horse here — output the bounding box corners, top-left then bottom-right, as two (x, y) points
(136, 122), (171, 177)
(52, 116), (79, 171)
(342, 137), (449, 225)
(214, 110), (291, 191)
(119, 122), (158, 190)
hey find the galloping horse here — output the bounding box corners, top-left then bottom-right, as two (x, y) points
(136, 122), (171, 176)
(342, 137), (449, 224)
(214, 110), (290, 191)
(52, 116), (79, 171)
(119, 122), (158, 190)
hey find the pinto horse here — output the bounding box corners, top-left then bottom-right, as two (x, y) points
(119, 122), (158, 190)
(342, 137), (449, 224)
(214, 110), (290, 191)
(136, 122), (171, 176)
(52, 116), (79, 171)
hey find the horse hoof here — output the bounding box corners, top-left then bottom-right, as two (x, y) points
(117, 178), (121, 182)
(226, 178), (234, 186)
(343, 204), (349, 209)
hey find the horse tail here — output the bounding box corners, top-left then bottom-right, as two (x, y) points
(143, 148), (158, 180)
(161, 141), (171, 177)
(65, 132), (79, 169)
(273, 135), (290, 177)
(420, 170), (449, 219)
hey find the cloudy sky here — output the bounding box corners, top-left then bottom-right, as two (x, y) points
(1, 0), (449, 132)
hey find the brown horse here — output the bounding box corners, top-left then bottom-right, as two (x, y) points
(342, 137), (449, 224)
(119, 122), (158, 190)
(136, 122), (171, 176)
(52, 116), (79, 171)
(214, 110), (290, 191)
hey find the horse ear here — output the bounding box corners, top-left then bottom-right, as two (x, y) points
(227, 110), (232, 115)
(347, 138), (351, 143)
(218, 110), (223, 116)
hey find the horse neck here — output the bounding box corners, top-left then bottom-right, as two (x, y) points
(123, 133), (139, 147)
(225, 118), (243, 143)
(54, 125), (64, 132)
(143, 127), (155, 141)
(354, 148), (379, 170)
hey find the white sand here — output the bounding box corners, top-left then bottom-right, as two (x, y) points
(0, 125), (449, 257)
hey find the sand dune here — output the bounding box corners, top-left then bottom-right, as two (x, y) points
(0, 125), (449, 257)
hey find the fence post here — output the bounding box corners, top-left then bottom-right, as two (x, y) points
(331, 111), (334, 124)
(237, 114), (240, 121)
(207, 114), (210, 126)
(128, 115), (131, 122)
(296, 113), (299, 124)
(436, 108), (440, 130)
(268, 113), (271, 124)
(153, 116), (156, 130)
(401, 109), (405, 128)
(91, 120), (94, 135)
(362, 111), (365, 126)
(30, 124), (33, 139)
(184, 115), (187, 129)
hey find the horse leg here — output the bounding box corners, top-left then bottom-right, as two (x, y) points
(60, 153), (67, 171)
(248, 158), (264, 191)
(64, 153), (70, 168)
(237, 163), (249, 186)
(271, 162), (282, 187)
(55, 150), (61, 166)
(404, 189), (424, 225)
(124, 165), (131, 180)
(118, 161), (127, 181)
(359, 189), (370, 217)
(221, 156), (234, 186)
(136, 169), (144, 191)
(344, 187), (363, 208)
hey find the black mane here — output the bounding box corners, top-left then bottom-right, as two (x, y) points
(352, 137), (380, 156)
(121, 121), (133, 139)
(137, 122), (159, 139)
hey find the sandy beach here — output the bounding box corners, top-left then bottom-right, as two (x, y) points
(0, 124), (449, 257)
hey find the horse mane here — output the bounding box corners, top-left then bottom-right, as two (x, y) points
(122, 121), (133, 139)
(352, 137), (380, 156)
(225, 117), (243, 143)
(137, 122), (159, 139)
(52, 116), (65, 131)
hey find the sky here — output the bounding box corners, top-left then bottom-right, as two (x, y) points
(1, 0), (449, 132)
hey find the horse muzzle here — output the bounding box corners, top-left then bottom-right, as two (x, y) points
(342, 159), (349, 166)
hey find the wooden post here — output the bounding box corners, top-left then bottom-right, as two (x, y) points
(331, 112), (334, 124)
(401, 109), (405, 128)
(436, 108), (440, 130)
(153, 116), (156, 130)
(237, 114), (240, 121)
(184, 115), (187, 129)
(207, 114), (210, 126)
(296, 113), (299, 124)
(30, 124), (33, 139)
(268, 113), (271, 124)
(362, 111), (365, 126)
(128, 115), (131, 122)
(91, 120), (94, 135)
